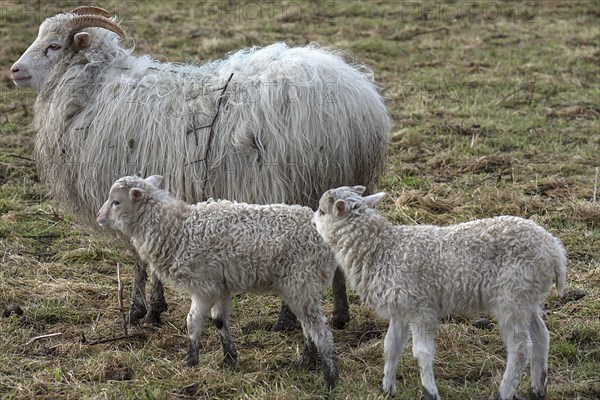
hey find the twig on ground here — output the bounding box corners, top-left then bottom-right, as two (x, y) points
(7, 153), (34, 162)
(594, 167), (599, 203)
(85, 332), (146, 346)
(117, 262), (128, 337)
(25, 332), (63, 346)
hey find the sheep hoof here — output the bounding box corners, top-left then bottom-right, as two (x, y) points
(324, 369), (339, 391)
(297, 354), (317, 370)
(492, 392), (526, 400)
(146, 310), (162, 325)
(182, 355), (198, 367)
(380, 384), (396, 397)
(222, 352), (237, 369)
(331, 310), (350, 330)
(128, 305), (147, 326)
(270, 303), (299, 332)
(528, 390), (545, 400)
(423, 387), (439, 400)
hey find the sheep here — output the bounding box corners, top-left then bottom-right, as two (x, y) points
(96, 174), (340, 389)
(312, 186), (567, 400)
(10, 6), (390, 329)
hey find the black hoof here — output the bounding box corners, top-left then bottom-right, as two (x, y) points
(222, 348), (238, 368)
(331, 310), (350, 330)
(528, 389), (545, 400)
(298, 354), (318, 370)
(271, 304), (299, 332)
(182, 354), (198, 367)
(146, 310), (162, 325)
(128, 305), (147, 326)
(493, 392), (527, 400)
(324, 369), (339, 391)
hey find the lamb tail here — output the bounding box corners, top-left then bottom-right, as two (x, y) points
(554, 239), (567, 297)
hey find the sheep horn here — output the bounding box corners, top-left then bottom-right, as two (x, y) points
(67, 15), (125, 39)
(70, 6), (113, 18)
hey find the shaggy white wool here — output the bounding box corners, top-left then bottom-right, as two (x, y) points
(313, 186), (567, 400)
(21, 13), (390, 224)
(97, 175), (339, 389)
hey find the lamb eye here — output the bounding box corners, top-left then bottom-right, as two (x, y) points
(111, 200), (120, 207)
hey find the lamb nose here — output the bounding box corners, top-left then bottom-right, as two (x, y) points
(10, 65), (19, 73)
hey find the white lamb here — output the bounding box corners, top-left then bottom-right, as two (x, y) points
(312, 186), (567, 400)
(97, 175), (339, 389)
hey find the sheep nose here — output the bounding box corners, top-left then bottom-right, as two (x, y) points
(11, 65), (20, 73)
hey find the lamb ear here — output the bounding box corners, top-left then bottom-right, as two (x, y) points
(129, 188), (144, 202)
(333, 199), (347, 216)
(144, 175), (163, 188)
(73, 32), (91, 50)
(362, 192), (386, 208)
(350, 185), (366, 195)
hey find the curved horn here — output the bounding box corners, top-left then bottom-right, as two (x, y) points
(67, 15), (125, 39)
(70, 6), (113, 18)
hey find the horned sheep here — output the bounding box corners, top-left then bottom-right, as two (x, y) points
(312, 186), (567, 400)
(10, 6), (390, 328)
(97, 174), (340, 389)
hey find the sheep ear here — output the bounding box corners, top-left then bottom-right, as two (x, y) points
(129, 188), (144, 202)
(144, 175), (163, 188)
(73, 32), (91, 50)
(350, 185), (367, 195)
(362, 192), (386, 208)
(333, 199), (347, 216)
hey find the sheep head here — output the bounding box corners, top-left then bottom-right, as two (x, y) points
(10, 6), (125, 91)
(97, 175), (163, 235)
(313, 186), (385, 241)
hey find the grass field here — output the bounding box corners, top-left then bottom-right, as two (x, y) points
(0, 1), (599, 399)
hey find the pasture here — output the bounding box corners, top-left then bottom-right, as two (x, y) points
(0, 1), (598, 399)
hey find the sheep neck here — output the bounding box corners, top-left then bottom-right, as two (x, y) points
(130, 197), (188, 267)
(329, 212), (392, 294)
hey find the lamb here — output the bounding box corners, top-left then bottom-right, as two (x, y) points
(312, 186), (567, 400)
(97, 174), (339, 389)
(10, 6), (390, 329)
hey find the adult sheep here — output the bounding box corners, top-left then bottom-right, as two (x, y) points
(10, 6), (390, 329)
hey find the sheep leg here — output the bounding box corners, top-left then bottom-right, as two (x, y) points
(382, 317), (409, 396)
(183, 296), (211, 367)
(528, 308), (549, 400)
(494, 316), (532, 400)
(331, 267), (350, 329)
(211, 291), (238, 368)
(292, 302), (339, 390)
(299, 337), (318, 370)
(129, 254), (148, 325)
(147, 271), (168, 324)
(271, 302), (298, 332)
(410, 322), (440, 400)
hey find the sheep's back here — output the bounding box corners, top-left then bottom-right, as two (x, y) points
(178, 202), (336, 295)
(363, 216), (562, 317)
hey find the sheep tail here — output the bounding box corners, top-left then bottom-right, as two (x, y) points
(553, 238), (567, 297)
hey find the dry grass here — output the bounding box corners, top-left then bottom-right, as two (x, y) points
(1, 1), (599, 399)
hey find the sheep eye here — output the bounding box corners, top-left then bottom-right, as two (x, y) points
(44, 44), (61, 55)
(318, 209), (325, 216)
(111, 200), (120, 207)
